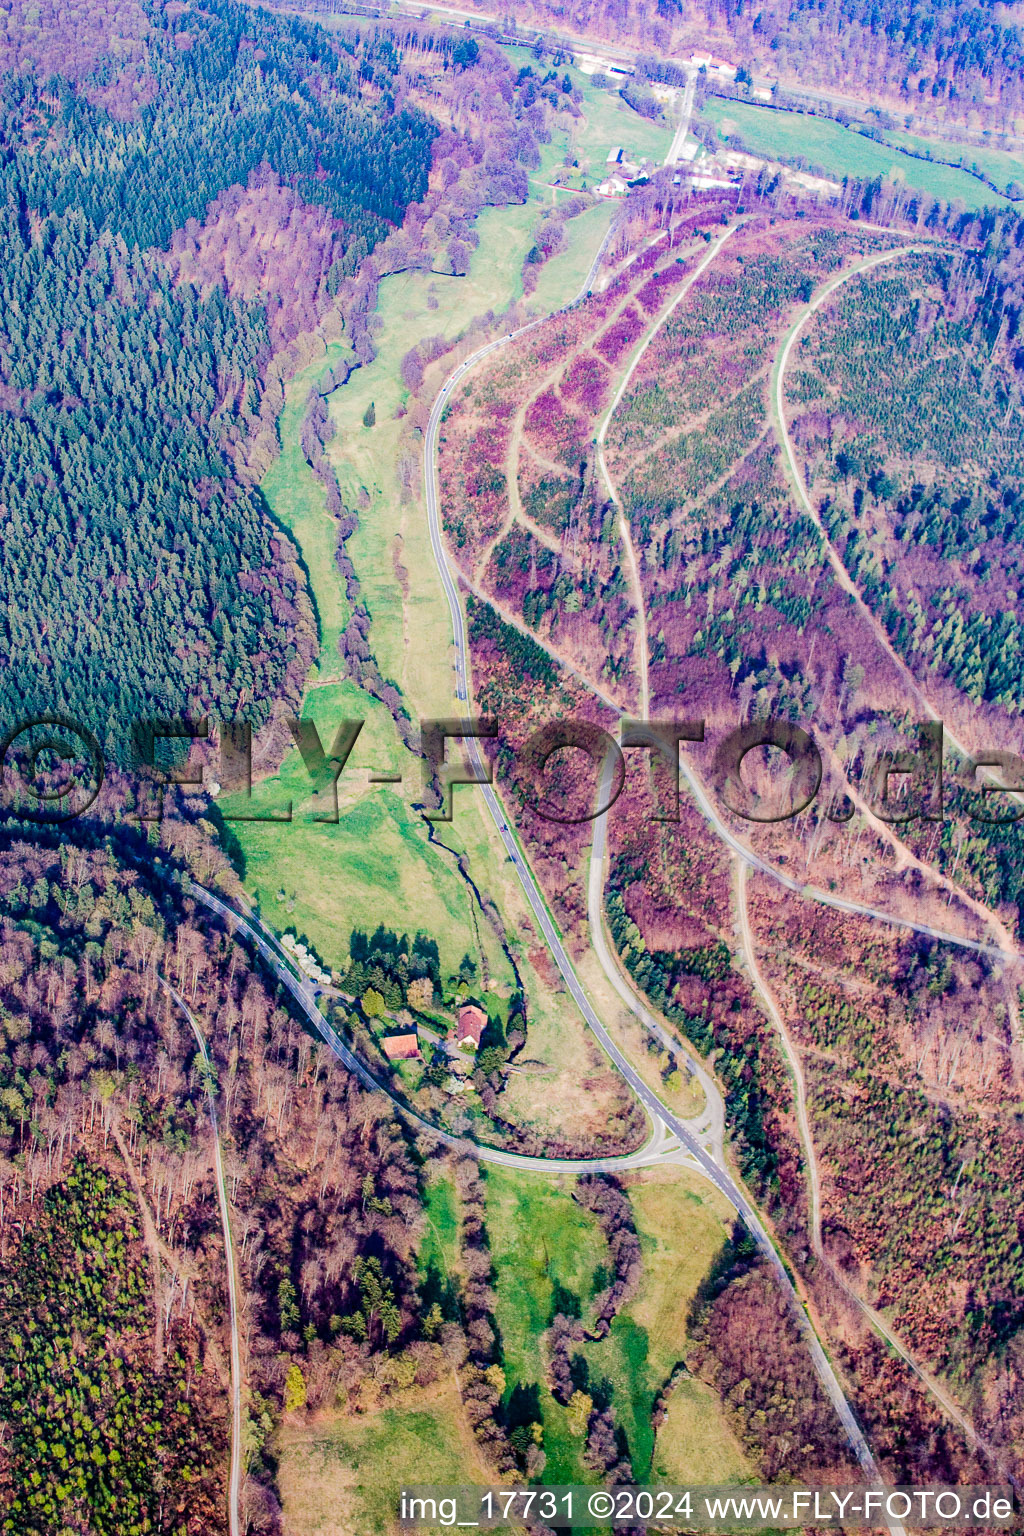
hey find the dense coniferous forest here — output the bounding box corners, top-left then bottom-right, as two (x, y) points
(0, 211), (299, 751)
(0, 0), (435, 760)
(6, 3), (435, 259)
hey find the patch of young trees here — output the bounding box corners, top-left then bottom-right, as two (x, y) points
(810, 1058), (1024, 1378)
(0, 836), (459, 1533)
(0, 1156), (226, 1533)
(546, 1176), (642, 1484)
(0, 0), (439, 760)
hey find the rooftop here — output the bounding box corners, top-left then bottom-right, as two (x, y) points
(381, 1032), (420, 1061)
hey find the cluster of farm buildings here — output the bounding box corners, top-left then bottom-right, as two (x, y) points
(379, 1001), (487, 1063)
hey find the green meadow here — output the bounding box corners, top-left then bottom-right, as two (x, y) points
(229, 114), (627, 999)
(278, 1378), (494, 1536)
(261, 341), (353, 678)
(484, 1166), (608, 1482)
(596, 1170), (750, 1481)
(880, 126), (1024, 199)
(702, 98), (1012, 210)
(502, 42), (677, 185)
(482, 1165), (749, 1484)
(218, 678), (512, 979)
(419, 1175), (460, 1283)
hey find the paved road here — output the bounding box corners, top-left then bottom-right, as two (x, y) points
(185, 880), (702, 1176)
(417, 216), (1013, 1509)
(159, 977), (243, 1536)
(188, 878), (891, 1493)
(419, 236), (898, 1499)
(589, 752), (725, 1162)
(665, 69), (698, 166)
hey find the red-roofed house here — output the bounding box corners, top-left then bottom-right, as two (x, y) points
(381, 1032), (420, 1061)
(457, 1004), (487, 1050)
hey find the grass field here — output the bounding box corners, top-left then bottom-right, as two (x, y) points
(702, 99), (1011, 210)
(278, 1377), (494, 1536)
(879, 127), (1024, 199)
(220, 680), (512, 980)
(529, 202), (616, 313)
(262, 341), (352, 678)
(235, 322), (521, 979)
(484, 1166), (608, 1482)
(419, 1175), (460, 1282)
(651, 1374), (752, 1483)
(575, 78), (675, 170)
(501, 44), (676, 177)
(328, 201), (540, 722)
(229, 205), (552, 980)
(482, 1163), (745, 1485)
(586, 1167), (745, 1479)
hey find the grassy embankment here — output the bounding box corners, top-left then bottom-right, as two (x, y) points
(419, 1174), (460, 1282)
(278, 1377), (493, 1536)
(228, 45), (664, 988)
(501, 43), (675, 199)
(486, 1166), (608, 1483)
(701, 97), (1012, 211)
(227, 136), (623, 1129)
(222, 310), (516, 980)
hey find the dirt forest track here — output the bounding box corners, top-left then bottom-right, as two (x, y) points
(157, 977), (244, 1536)
(183, 216), (1019, 1516)
(420, 218), (908, 1506)
(187, 877), (894, 1502)
(771, 245), (1024, 997)
(417, 214), (1024, 1503)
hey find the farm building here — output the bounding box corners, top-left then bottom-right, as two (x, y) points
(381, 1032), (420, 1061)
(457, 1004), (487, 1050)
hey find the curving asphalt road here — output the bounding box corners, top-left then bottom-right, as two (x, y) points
(180, 222), (946, 1516)
(188, 875), (892, 1494)
(185, 880), (697, 1176)
(419, 230), (900, 1500)
(665, 68), (698, 168)
(158, 977), (243, 1536)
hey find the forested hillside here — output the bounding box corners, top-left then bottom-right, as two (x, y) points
(0, 833), (442, 1533)
(372, 0), (1024, 132)
(0, 1159), (227, 1533)
(0, 0), (434, 760)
